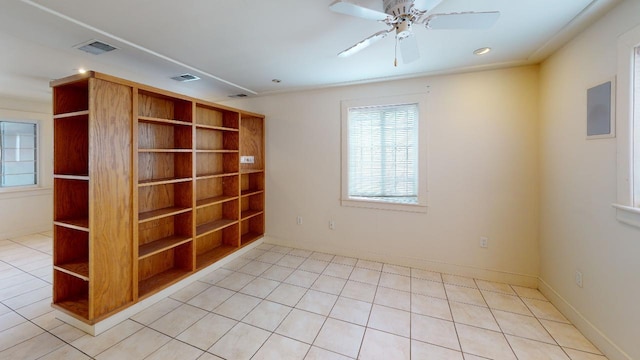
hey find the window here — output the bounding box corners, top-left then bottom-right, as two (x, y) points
(341, 94), (427, 212)
(614, 24), (640, 228)
(0, 120), (38, 188)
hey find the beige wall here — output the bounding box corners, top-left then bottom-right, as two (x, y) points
(539, 1), (640, 359)
(227, 65), (540, 286)
(0, 97), (53, 238)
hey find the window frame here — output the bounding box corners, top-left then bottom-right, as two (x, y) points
(341, 93), (428, 213)
(0, 119), (40, 191)
(614, 23), (640, 228)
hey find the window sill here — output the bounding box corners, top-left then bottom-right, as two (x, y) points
(0, 186), (52, 200)
(612, 203), (640, 229)
(341, 198), (427, 213)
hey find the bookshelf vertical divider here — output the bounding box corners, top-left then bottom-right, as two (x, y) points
(132, 87), (140, 302)
(51, 71), (264, 325)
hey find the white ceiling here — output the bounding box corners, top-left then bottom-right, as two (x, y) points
(0, 0), (621, 103)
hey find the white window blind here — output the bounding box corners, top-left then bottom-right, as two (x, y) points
(347, 103), (418, 204)
(0, 121), (38, 188)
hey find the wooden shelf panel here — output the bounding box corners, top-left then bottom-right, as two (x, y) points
(240, 115), (264, 171)
(138, 116), (192, 126)
(138, 149), (192, 153)
(240, 169), (265, 175)
(54, 175), (89, 225)
(54, 262), (89, 281)
(139, 235), (192, 260)
(195, 104), (239, 130)
(196, 219), (237, 237)
(195, 124), (238, 132)
(195, 149), (238, 153)
(138, 90), (192, 125)
(138, 268), (190, 299)
(196, 245), (237, 269)
(54, 174), (89, 181)
(241, 189), (264, 197)
(196, 195), (237, 209)
(138, 177), (192, 187)
(241, 209), (263, 220)
(51, 75), (89, 115)
(54, 219), (89, 232)
(241, 232), (263, 246)
(53, 110), (90, 119)
(196, 172), (238, 180)
(52, 298), (89, 320)
(139, 206), (192, 223)
(54, 114), (89, 175)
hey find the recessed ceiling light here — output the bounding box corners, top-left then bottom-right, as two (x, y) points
(77, 68), (87, 74)
(473, 47), (491, 56)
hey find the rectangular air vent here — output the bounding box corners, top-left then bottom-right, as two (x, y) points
(75, 40), (117, 55)
(171, 73), (200, 82)
(228, 93), (248, 98)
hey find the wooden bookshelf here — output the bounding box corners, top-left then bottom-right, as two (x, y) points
(51, 71), (265, 326)
(238, 112), (265, 247)
(52, 73), (134, 323)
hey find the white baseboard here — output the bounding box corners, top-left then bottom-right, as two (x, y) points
(263, 235), (538, 288)
(55, 237), (264, 336)
(538, 278), (632, 360)
(1, 223), (52, 240)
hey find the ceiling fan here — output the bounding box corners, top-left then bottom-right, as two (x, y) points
(329, 0), (500, 65)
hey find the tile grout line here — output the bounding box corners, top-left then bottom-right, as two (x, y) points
(299, 254), (353, 359)
(474, 277), (519, 359)
(0, 239), (609, 360)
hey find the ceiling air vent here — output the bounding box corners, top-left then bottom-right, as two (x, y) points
(75, 40), (117, 55)
(171, 73), (200, 82)
(228, 93), (248, 98)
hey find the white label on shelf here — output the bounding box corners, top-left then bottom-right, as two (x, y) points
(240, 156), (255, 164)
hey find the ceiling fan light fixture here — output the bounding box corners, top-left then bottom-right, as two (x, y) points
(473, 47), (492, 56)
(395, 17), (412, 39)
(330, 1), (499, 61)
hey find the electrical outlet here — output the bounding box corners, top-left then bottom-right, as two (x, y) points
(480, 237), (488, 248)
(296, 216), (302, 225)
(575, 270), (583, 288)
(329, 220), (335, 230)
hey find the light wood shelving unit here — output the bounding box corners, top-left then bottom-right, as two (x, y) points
(52, 71), (265, 324)
(239, 113), (265, 246)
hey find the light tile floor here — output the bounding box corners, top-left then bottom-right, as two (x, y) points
(0, 232), (608, 360)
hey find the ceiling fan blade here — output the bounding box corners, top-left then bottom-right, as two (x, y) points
(329, 0), (389, 21)
(412, 0), (444, 11)
(399, 33), (420, 64)
(424, 11), (500, 30)
(338, 29), (391, 57)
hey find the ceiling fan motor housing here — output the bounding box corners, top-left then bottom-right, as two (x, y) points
(383, 0), (415, 17)
(395, 18), (412, 39)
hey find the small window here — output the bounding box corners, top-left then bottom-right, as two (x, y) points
(341, 94), (427, 212)
(0, 120), (38, 188)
